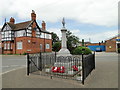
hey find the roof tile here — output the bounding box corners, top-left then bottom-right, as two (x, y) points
(7, 21), (32, 30)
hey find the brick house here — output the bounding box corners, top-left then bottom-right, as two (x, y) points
(105, 35), (120, 52)
(87, 35), (120, 52)
(0, 10), (52, 54)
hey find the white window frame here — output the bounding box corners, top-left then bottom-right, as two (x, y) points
(40, 44), (42, 51)
(17, 42), (22, 49)
(5, 31), (9, 38)
(49, 34), (52, 39)
(40, 33), (44, 38)
(45, 34), (48, 39)
(45, 34), (52, 39)
(46, 44), (50, 49)
(28, 26), (32, 29)
(16, 30), (26, 37)
(28, 40), (31, 43)
(27, 29), (32, 33)
(7, 43), (10, 50)
(1, 33), (4, 38)
(11, 43), (12, 49)
(0, 43), (1, 48)
(27, 33), (32, 37)
(4, 43), (7, 49)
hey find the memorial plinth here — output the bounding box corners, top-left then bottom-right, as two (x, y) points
(57, 28), (71, 56)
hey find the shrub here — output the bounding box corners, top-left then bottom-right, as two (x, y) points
(72, 46), (92, 55)
(52, 42), (61, 52)
(23, 52), (27, 55)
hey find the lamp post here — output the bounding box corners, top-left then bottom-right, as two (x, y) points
(82, 48), (85, 55)
(82, 39), (84, 46)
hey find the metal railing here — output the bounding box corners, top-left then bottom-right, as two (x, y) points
(27, 52), (95, 85)
(82, 52), (95, 84)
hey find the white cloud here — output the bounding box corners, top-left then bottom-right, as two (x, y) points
(0, 0), (118, 27)
(48, 28), (118, 43)
(0, 25), (2, 28)
(48, 28), (62, 39)
(0, 25), (2, 31)
(73, 29), (118, 43)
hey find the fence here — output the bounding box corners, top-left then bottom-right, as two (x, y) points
(27, 52), (95, 85)
(82, 53), (95, 84)
(27, 53), (56, 74)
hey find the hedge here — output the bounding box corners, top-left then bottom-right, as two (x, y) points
(72, 46), (92, 55)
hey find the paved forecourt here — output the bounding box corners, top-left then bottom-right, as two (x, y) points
(2, 52), (118, 88)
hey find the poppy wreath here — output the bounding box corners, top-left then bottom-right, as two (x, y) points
(58, 66), (65, 73)
(72, 65), (78, 71)
(52, 66), (65, 73)
(52, 67), (59, 72)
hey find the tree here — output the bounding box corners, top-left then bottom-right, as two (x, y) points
(52, 42), (61, 52)
(51, 32), (59, 45)
(66, 31), (80, 53)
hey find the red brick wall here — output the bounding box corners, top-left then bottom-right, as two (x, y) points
(14, 37), (52, 54)
(4, 50), (13, 54)
(2, 37), (52, 54)
(2, 41), (13, 54)
(105, 40), (116, 52)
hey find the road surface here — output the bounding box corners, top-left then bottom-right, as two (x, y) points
(1, 55), (26, 74)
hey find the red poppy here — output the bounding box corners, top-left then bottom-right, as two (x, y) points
(58, 66), (65, 73)
(72, 65), (78, 71)
(52, 67), (60, 72)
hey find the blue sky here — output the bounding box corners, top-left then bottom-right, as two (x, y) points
(46, 19), (117, 42)
(46, 19), (117, 33)
(0, 0), (118, 43)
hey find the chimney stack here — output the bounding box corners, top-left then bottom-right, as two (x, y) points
(10, 17), (15, 24)
(42, 21), (46, 30)
(31, 10), (36, 20)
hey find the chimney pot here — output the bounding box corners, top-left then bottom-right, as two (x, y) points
(10, 17), (15, 24)
(42, 21), (46, 30)
(31, 10), (36, 20)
